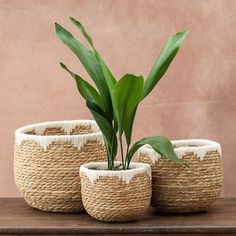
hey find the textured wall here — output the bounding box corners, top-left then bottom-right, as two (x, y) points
(0, 0), (235, 197)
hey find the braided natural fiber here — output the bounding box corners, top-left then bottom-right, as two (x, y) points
(80, 162), (151, 222)
(138, 139), (223, 213)
(14, 120), (106, 212)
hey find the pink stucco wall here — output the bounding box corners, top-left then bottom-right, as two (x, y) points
(0, 0), (235, 197)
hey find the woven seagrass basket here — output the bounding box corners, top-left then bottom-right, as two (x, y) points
(80, 162), (151, 222)
(138, 139), (223, 213)
(14, 120), (106, 213)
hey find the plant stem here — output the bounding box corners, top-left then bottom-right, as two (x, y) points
(106, 143), (111, 170)
(105, 138), (113, 170)
(119, 135), (125, 169)
(125, 144), (130, 169)
(110, 129), (116, 170)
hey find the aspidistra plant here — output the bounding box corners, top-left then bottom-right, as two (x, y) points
(55, 17), (189, 170)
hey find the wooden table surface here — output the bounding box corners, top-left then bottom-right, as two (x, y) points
(0, 198), (236, 235)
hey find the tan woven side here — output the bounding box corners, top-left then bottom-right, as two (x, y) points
(139, 151), (223, 213)
(14, 124), (106, 213)
(81, 172), (151, 222)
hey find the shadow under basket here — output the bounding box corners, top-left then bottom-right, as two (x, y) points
(14, 120), (106, 213)
(138, 139), (223, 213)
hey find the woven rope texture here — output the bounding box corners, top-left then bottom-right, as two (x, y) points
(139, 150), (223, 213)
(81, 171), (151, 222)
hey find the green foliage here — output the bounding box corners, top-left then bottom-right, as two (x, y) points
(127, 136), (189, 168)
(111, 74), (144, 137)
(142, 31), (189, 99)
(55, 17), (189, 170)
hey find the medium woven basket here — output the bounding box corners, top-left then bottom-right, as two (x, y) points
(138, 139), (223, 213)
(80, 162), (152, 222)
(14, 120), (106, 213)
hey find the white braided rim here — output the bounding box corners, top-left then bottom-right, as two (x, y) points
(138, 139), (221, 162)
(80, 161), (151, 184)
(15, 120), (104, 150)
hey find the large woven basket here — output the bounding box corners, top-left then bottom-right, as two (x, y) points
(138, 139), (223, 213)
(80, 162), (151, 222)
(14, 120), (106, 212)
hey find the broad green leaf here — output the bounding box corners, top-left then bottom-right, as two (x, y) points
(112, 74), (144, 136)
(142, 31), (189, 99)
(60, 62), (105, 109)
(70, 17), (116, 91)
(127, 136), (186, 167)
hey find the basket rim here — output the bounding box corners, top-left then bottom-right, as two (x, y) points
(142, 139), (220, 151)
(80, 161), (151, 173)
(14, 120), (105, 151)
(138, 139), (221, 161)
(80, 161), (151, 184)
(15, 119), (102, 138)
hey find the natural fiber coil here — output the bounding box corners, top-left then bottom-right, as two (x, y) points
(14, 120), (106, 212)
(80, 162), (151, 222)
(138, 139), (223, 213)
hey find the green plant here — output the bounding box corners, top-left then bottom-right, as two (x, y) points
(55, 17), (189, 170)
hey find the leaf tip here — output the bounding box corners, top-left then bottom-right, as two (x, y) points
(69, 16), (75, 22)
(55, 22), (60, 28)
(59, 62), (65, 68)
(70, 16), (82, 26)
(55, 22), (62, 34)
(180, 30), (190, 39)
(175, 30), (190, 37)
(183, 29), (190, 36)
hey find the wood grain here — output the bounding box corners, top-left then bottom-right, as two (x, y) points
(0, 198), (236, 235)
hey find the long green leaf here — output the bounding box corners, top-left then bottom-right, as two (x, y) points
(112, 74), (144, 136)
(110, 125), (118, 163)
(127, 136), (186, 167)
(60, 62), (105, 109)
(86, 97), (117, 168)
(96, 53), (116, 92)
(142, 31), (189, 99)
(55, 23), (108, 95)
(70, 16), (95, 50)
(55, 23), (113, 121)
(86, 97), (113, 145)
(124, 106), (137, 145)
(70, 17), (116, 92)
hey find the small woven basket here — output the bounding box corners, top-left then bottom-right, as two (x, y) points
(14, 120), (106, 213)
(138, 139), (223, 213)
(80, 162), (151, 222)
